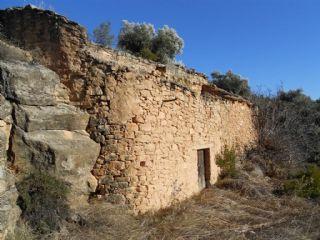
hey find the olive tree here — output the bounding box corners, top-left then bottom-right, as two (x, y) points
(117, 20), (184, 63)
(152, 25), (184, 63)
(93, 22), (114, 47)
(210, 70), (251, 97)
(118, 20), (155, 56)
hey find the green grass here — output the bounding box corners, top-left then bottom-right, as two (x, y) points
(284, 164), (320, 199)
(216, 146), (238, 178)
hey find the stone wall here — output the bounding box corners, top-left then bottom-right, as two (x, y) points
(81, 50), (256, 212)
(0, 6), (257, 213)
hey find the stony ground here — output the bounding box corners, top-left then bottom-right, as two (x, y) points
(50, 184), (320, 240)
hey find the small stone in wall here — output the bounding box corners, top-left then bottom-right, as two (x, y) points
(105, 194), (126, 204)
(132, 116), (144, 124)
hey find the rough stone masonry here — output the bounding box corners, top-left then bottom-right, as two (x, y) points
(0, 6), (257, 230)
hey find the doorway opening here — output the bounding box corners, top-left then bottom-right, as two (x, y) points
(197, 148), (211, 189)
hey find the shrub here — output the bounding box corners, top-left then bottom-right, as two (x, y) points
(252, 89), (320, 165)
(216, 146), (238, 178)
(117, 20), (183, 63)
(210, 70), (251, 97)
(278, 89), (312, 104)
(93, 22), (114, 47)
(283, 164), (320, 198)
(16, 171), (70, 234)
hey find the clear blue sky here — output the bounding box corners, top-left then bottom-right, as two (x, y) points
(1, 0), (320, 99)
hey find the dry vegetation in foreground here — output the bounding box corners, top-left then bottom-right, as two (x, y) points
(17, 180), (319, 240)
(9, 145), (320, 240)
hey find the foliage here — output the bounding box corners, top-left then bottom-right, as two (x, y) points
(216, 146), (238, 178)
(93, 22), (114, 47)
(283, 164), (320, 198)
(16, 171), (70, 234)
(117, 20), (184, 63)
(118, 20), (155, 55)
(210, 70), (251, 97)
(140, 47), (158, 62)
(152, 25), (184, 63)
(252, 89), (320, 165)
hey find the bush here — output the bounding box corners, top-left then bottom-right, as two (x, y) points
(283, 164), (320, 198)
(210, 70), (251, 97)
(93, 22), (114, 47)
(16, 171), (70, 234)
(216, 146), (238, 178)
(252, 89), (320, 165)
(278, 89), (311, 103)
(117, 20), (184, 63)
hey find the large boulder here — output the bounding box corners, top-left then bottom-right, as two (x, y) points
(12, 128), (100, 208)
(14, 104), (89, 132)
(0, 61), (69, 106)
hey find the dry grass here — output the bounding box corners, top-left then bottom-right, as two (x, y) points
(6, 221), (36, 240)
(48, 183), (320, 240)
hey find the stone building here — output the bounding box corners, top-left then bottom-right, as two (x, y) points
(0, 5), (257, 216)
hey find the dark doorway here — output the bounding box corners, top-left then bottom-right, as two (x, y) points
(197, 149), (211, 189)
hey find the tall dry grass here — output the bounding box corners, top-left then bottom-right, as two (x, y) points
(43, 185), (320, 240)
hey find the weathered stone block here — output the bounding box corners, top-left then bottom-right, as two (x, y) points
(108, 161), (125, 171)
(118, 182), (129, 188)
(100, 175), (114, 184)
(14, 104), (89, 131)
(12, 128), (100, 208)
(105, 194), (126, 204)
(139, 123), (152, 132)
(0, 61), (69, 106)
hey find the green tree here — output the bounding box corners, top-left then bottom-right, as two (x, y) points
(93, 22), (114, 47)
(210, 70), (251, 97)
(278, 89), (312, 104)
(152, 25), (184, 63)
(118, 20), (155, 56)
(117, 20), (184, 63)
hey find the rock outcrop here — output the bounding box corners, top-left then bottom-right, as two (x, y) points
(0, 48), (100, 237)
(0, 61), (69, 105)
(0, 96), (20, 239)
(14, 104), (89, 132)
